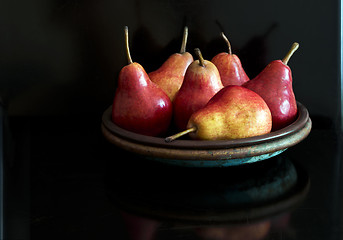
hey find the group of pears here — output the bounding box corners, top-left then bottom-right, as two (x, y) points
(111, 26), (299, 142)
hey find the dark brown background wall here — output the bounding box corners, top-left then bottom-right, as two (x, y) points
(0, 0), (340, 126)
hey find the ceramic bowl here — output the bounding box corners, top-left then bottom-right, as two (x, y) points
(101, 102), (312, 167)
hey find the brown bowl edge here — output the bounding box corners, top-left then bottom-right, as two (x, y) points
(101, 101), (309, 150)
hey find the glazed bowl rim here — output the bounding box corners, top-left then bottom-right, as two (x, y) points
(101, 101), (309, 150)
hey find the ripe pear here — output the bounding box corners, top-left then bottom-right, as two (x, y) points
(165, 86), (272, 142)
(243, 42), (299, 131)
(173, 48), (223, 131)
(211, 32), (250, 86)
(148, 26), (194, 101)
(112, 26), (172, 136)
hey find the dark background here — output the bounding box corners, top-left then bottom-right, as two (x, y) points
(0, 0), (341, 123)
(1, 0), (342, 240)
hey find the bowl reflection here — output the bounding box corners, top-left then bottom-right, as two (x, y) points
(106, 156), (310, 223)
(106, 156), (310, 240)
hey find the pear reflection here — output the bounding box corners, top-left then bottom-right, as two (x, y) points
(195, 220), (271, 240)
(120, 211), (160, 240)
(120, 211), (294, 240)
(106, 156), (309, 240)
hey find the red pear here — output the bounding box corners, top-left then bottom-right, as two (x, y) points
(166, 86), (272, 142)
(148, 26), (193, 101)
(211, 32), (250, 86)
(243, 42), (299, 131)
(173, 48), (223, 131)
(112, 26), (172, 136)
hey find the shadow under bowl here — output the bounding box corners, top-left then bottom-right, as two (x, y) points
(101, 102), (312, 167)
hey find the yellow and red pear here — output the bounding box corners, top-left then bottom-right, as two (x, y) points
(112, 26), (172, 136)
(148, 26), (193, 101)
(166, 86), (272, 142)
(211, 32), (250, 86)
(173, 48), (223, 131)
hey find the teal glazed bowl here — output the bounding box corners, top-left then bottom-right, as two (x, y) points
(101, 102), (312, 167)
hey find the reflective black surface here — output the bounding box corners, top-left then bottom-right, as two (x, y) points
(2, 114), (342, 240)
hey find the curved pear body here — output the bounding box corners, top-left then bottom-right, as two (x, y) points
(211, 53), (250, 86)
(243, 60), (297, 131)
(187, 86), (272, 140)
(173, 59), (223, 130)
(112, 62), (172, 136)
(149, 52), (193, 101)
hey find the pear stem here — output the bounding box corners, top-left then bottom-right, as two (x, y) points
(124, 26), (133, 64)
(180, 26), (189, 54)
(221, 32), (232, 55)
(282, 42), (299, 65)
(165, 127), (197, 142)
(194, 48), (205, 67)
